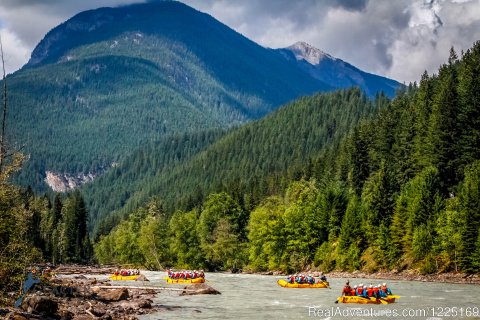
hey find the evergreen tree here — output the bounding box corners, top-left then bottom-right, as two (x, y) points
(459, 161), (480, 272)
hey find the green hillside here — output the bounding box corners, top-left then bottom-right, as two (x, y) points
(4, 1), (331, 191)
(86, 88), (389, 235)
(92, 42), (480, 274)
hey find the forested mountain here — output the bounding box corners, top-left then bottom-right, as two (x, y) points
(2, 1), (401, 193)
(87, 88), (389, 236)
(94, 42), (480, 275)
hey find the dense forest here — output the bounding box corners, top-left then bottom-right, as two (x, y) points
(0, 155), (93, 302)
(86, 88), (388, 236)
(94, 42), (480, 274)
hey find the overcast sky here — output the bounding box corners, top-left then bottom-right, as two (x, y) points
(0, 0), (479, 83)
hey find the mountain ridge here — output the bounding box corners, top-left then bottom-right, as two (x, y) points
(5, 1), (401, 193)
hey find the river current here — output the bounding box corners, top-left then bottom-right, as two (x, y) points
(134, 271), (480, 320)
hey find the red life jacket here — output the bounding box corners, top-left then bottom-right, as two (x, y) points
(186, 273), (191, 279)
(357, 287), (363, 295)
(381, 285), (388, 293)
(373, 287), (380, 295)
(367, 288), (374, 297)
(351, 289), (356, 296)
(343, 286), (351, 295)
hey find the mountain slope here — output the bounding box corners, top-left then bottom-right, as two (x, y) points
(277, 42), (401, 98)
(7, 1), (333, 190)
(5, 1), (401, 193)
(85, 88), (390, 235)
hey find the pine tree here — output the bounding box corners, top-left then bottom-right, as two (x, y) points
(426, 47), (460, 190)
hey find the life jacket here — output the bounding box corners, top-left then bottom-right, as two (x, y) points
(351, 289), (356, 296)
(342, 286), (352, 295)
(175, 272), (180, 278)
(367, 288), (374, 297)
(200, 272), (205, 278)
(356, 287), (363, 295)
(373, 287), (380, 297)
(186, 273), (191, 279)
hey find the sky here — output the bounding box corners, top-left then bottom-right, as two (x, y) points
(0, 0), (479, 83)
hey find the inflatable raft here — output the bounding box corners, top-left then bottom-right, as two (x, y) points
(277, 279), (329, 288)
(164, 277), (205, 284)
(109, 274), (140, 281)
(337, 295), (397, 304)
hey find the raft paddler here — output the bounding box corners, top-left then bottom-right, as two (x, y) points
(381, 283), (392, 295)
(342, 281), (352, 296)
(356, 283), (364, 296)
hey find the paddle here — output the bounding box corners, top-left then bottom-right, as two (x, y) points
(369, 297), (388, 304)
(388, 295), (400, 299)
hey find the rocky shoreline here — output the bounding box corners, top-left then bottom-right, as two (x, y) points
(1, 265), (220, 320)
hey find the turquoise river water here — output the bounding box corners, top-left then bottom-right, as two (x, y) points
(116, 271), (480, 320)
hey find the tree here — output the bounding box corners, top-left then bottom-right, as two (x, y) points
(247, 196), (286, 271)
(197, 192), (245, 270)
(458, 161), (480, 272)
(169, 209), (205, 269)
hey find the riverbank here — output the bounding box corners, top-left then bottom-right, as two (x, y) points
(1, 265), (220, 320)
(326, 270), (480, 285)
(256, 269), (480, 285)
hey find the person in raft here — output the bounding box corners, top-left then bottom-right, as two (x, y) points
(341, 281), (352, 296)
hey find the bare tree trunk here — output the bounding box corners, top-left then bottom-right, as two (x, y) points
(0, 34), (7, 173)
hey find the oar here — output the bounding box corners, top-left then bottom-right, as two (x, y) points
(369, 297), (388, 304)
(334, 296), (344, 304)
(388, 295), (400, 299)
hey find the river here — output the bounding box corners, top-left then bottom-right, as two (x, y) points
(135, 271), (480, 320)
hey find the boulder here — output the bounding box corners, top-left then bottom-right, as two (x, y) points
(135, 275), (149, 281)
(96, 288), (129, 302)
(180, 283), (221, 296)
(22, 296), (58, 316)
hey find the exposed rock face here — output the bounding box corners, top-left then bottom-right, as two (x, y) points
(44, 171), (97, 192)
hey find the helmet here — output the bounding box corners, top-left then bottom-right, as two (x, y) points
(382, 283), (387, 286)
(353, 285), (357, 289)
(359, 283), (363, 287)
(369, 285), (373, 288)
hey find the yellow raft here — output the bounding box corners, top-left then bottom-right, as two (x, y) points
(164, 277), (205, 284)
(337, 295), (397, 304)
(277, 279), (329, 288)
(109, 274), (140, 281)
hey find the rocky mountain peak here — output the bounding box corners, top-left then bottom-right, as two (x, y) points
(286, 41), (335, 65)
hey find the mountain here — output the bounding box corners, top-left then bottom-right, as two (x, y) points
(277, 42), (401, 97)
(4, 1), (401, 192)
(85, 88), (390, 236)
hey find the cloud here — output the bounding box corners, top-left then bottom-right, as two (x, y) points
(0, 0), (479, 82)
(184, 0), (480, 83)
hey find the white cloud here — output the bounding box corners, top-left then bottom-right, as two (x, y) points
(0, 0), (479, 82)
(0, 28), (30, 74)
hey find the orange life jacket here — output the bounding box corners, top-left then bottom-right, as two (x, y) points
(367, 288), (374, 297)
